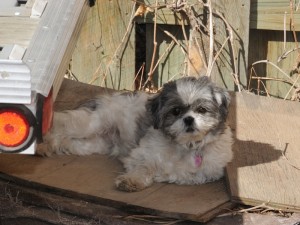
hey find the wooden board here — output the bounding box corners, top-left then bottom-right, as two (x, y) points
(145, 23), (189, 87)
(250, 0), (300, 31)
(227, 92), (300, 211)
(248, 29), (300, 99)
(0, 79), (232, 223)
(71, 0), (136, 90)
(210, 0), (250, 90)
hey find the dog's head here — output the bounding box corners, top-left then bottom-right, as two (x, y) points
(147, 76), (230, 147)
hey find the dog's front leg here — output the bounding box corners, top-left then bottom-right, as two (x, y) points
(115, 166), (155, 192)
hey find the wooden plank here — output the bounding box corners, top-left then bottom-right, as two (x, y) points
(0, 79), (233, 223)
(248, 29), (300, 99)
(71, 0), (136, 90)
(247, 29), (268, 93)
(266, 32), (300, 99)
(145, 23), (189, 87)
(250, 0), (300, 31)
(209, 0), (250, 90)
(226, 92), (300, 211)
(0, 154), (78, 181)
(0, 17), (39, 48)
(0, 152), (231, 222)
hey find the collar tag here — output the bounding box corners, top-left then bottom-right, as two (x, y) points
(195, 155), (202, 167)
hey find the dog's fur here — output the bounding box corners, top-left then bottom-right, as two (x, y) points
(38, 76), (233, 192)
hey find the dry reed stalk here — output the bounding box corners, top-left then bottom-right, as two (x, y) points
(281, 143), (300, 171)
(204, 0), (214, 78)
(252, 60), (298, 86)
(289, 0), (300, 76)
(278, 47), (300, 62)
(152, 40), (176, 73)
(284, 11), (287, 51)
(284, 74), (300, 100)
(119, 214), (183, 224)
(131, 62), (145, 90)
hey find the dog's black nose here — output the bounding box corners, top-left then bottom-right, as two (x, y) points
(183, 116), (194, 126)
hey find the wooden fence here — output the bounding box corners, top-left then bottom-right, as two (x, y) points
(71, 0), (300, 99)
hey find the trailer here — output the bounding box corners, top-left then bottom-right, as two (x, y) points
(0, 0), (93, 154)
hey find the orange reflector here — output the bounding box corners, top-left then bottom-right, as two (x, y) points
(0, 111), (30, 147)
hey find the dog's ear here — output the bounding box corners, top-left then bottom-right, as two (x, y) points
(146, 80), (178, 129)
(197, 76), (230, 112)
(146, 93), (161, 129)
(213, 87), (231, 121)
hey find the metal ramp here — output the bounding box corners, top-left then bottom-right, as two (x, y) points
(0, 0), (90, 103)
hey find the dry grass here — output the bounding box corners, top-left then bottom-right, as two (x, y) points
(219, 203), (294, 218)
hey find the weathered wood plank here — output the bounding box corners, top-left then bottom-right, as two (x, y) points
(145, 23), (189, 87)
(227, 92), (300, 211)
(206, 0), (250, 90)
(0, 148), (231, 223)
(71, 0), (136, 90)
(250, 0), (300, 31)
(248, 29), (300, 99)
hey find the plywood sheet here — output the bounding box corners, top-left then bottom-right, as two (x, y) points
(227, 92), (300, 211)
(0, 79), (232, 223)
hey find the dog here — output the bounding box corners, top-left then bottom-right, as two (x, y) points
(37, 76), (233, 192)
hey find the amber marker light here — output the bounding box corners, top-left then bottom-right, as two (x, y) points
(0, 110), (30, 147)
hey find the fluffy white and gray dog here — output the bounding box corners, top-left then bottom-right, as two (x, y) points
(38, 76), (233, 192)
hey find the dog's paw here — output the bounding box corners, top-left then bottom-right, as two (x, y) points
(36, 141), (55, 157)
(115, 175), (147, 192)
(35, 133), (60, 157)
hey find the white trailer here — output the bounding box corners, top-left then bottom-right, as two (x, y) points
(0, 0), (93, 154)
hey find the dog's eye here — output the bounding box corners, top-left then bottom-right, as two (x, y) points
(172, 107), (181, 116)
(196, 106), (207, 114)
